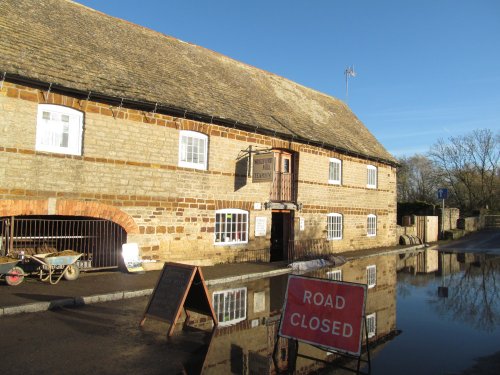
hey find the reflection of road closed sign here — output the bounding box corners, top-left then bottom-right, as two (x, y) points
(437, 188), (448, 200)
(279, 275), (366, 355)
(252, 153), (274, 182)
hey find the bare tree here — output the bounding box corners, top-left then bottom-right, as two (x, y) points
(428, 129), (499, 214)
(397, 154), (440, 203)
(428, 254), (499, 331)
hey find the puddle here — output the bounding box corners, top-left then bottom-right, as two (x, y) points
(177, 249), (500, 374)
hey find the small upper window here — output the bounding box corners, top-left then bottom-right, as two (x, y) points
(215, 209), (248, 245)
(367, 265), (377, 288)
(179, 130), (208, 170)
(367, 214), (377, 237)
(327, 213), (343, 240)
(367, 165), (377, 188)
(328, 158), (342, 185)
(36, 104), (83, 156)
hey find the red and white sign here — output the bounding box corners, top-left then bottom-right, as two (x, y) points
(279, 275), (367, 355)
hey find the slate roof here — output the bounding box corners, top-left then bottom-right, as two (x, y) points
(0, 0), (396, 164)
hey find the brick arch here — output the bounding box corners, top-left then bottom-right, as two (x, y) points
(0, 199), (139, 234)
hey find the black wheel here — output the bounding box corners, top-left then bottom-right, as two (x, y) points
(5, 266), (24, 286)
(63, 265), (80, 281)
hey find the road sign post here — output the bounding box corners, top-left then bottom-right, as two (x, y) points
(437, 188), (448, 239)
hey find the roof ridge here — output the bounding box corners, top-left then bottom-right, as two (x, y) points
(0, 0), (396, 164)
(67, 0), (346, 108)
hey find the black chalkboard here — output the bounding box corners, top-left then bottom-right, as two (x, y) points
(140, 262), (217, 336)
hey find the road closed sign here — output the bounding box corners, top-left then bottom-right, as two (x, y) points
(279, 275), (367, 355)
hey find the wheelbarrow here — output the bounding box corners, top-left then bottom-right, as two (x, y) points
(0, 257), (25, 286)
(27, 251), (83, 285)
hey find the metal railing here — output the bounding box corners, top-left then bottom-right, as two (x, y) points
(484, 215), (500, 229)
(288, 238), (332, 262)
(224, 247), (270, 263)
(0, 217), (126, 270)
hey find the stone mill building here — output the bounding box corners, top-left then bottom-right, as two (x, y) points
(0, 0), (398, 269)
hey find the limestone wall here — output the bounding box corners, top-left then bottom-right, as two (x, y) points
(1, 81), (397, 265)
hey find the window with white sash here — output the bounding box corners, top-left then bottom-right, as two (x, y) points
(327, 213), (343, 240)
(367, 214), (377, 237)
(328, 158), (342, 185)
(367, 265), (377, 288)
(326, 269), (342, 281)
(212, 287), (247, 326)
(36, 104), (83, 156)
(367, 165), (377, 188)
(215, 209), (248, 245)
(179, 130), (208, 170)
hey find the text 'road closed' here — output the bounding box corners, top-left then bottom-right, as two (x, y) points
(279, 275), (367, 355)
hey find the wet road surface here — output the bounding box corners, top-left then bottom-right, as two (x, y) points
(1, 247), (499, 374)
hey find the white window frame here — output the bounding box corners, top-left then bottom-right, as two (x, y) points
(214, 209), (249, 245)
(327, 213), (343, 240)
(367, 265), (377, 288)
(367, 214), (377, 237)
(178, 130), (208, 170)
(367, 165), (377, 189)
(366, 312), (376, 338)
(36, 104), (83, 156)
(212, 287), (247, 326)
(328, 158), (342, 185)
(326, 269), (342, 281)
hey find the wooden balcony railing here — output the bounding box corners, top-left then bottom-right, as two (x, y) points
(270, 172), (294, 202)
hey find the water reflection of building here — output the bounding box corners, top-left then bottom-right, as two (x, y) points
(395, 248), (499, 333)
(396, 248), (439, 274)
(203, 277), (280, 374)
(431, 252), (499, 332)
(180, 253), (399, 374)
(312, 254), (398, 346)
(396, 248), (485, 277)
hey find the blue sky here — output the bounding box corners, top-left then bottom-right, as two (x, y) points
(76, 0), (500, 157)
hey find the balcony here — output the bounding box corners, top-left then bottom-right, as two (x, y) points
(270, 172), (294, 202)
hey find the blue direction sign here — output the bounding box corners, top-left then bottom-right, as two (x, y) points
(437, 188), (448, 200)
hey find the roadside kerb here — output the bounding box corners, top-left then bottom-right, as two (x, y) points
(205, 268), (291, 286)
(343, 244), (427, 261)
(1, 269), (292, 317)
(1, 246), (428, 318)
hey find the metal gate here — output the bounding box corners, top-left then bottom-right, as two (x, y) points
(0, 216), (127, 270)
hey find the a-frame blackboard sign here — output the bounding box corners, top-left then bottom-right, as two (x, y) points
(139, 262), (217, 336)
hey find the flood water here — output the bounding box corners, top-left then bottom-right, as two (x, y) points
(196, 249), (500, 374)
(363, 251), (500, 375)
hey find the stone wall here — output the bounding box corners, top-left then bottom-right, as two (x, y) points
(439, 207), (460, 231)
(457, 217), (481, 232)
(1, 81), (397, 265)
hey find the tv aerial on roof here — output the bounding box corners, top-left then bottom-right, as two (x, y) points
(344, 66), (357, 98)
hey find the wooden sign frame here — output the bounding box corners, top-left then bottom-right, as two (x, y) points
(140, 262), (218, 336)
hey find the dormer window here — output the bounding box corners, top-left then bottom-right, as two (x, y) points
(36, 104), (83, 156)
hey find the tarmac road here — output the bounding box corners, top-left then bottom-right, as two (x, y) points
(0, 296), (203, 374)
(2, 239), (498, 375)
(437, 228), (500, 255)
(3, 286), (499, 375)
